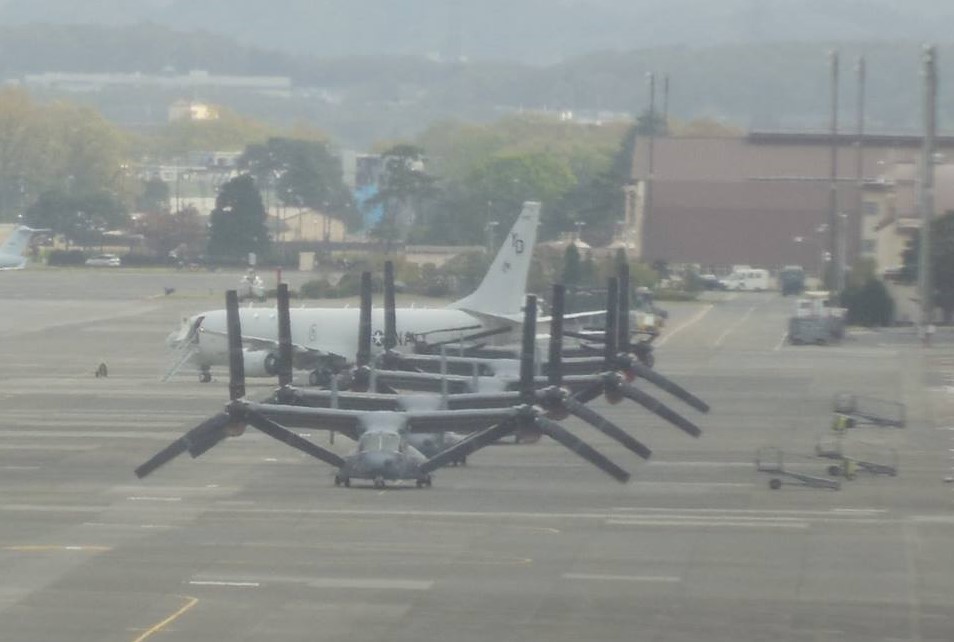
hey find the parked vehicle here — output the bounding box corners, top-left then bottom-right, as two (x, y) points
(779, 265), (806, 296)
(85, 254), (121, 267)
(718, 267), (771, 291)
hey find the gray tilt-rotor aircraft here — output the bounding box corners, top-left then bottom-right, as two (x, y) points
(135, 281), (681, 486)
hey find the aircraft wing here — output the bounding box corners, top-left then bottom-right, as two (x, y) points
(404, 408), (519, 434)
(244, 403), (362, 439)
(246, 403), (517, 436)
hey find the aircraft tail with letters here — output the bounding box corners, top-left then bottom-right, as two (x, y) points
(449, 201), (540, 319)
(0, 226), (44, 270)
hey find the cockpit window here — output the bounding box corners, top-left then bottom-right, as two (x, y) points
(358, 433), (381, 452)
(381, 433), (401, 452)
(358, 433), (402, 453)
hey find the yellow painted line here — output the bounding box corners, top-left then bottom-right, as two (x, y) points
(4, 545), (112, 552)
(131, 595), (198, 642)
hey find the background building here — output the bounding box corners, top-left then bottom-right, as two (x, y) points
(627, 132), (954, 275)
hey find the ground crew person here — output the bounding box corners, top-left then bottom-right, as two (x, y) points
(831, 414), (850, 434)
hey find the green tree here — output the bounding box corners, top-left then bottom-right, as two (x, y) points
(0, 88), (129, 221)
(207, 174), (270, 262)
(367, 144), (438, 245)
(25, 188), (128, 248)
(240, 137), (357, 228)
(136, 178), (171, 214)
(562, 242), (582, 285)
(900, 211), (954, 322)
(135, 206), (205, 259)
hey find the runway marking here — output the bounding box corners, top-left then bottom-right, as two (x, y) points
(4, 545), (112, 552)
(773, 332), (789, 351)
(307, 578), (433, 590)
(656, 304), (714, 347)
(131, 595), (198, 642)
(714, 305), (757, 347)
(127, 496), (182, 502)
(563, 573), (681, 583)
(82, 522), (174, 530)
(610, 507), (887, 516)
(606, 519), (809, 529)
(188, 581), (260, 588)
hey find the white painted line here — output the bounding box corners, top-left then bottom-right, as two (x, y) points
(563, 573), (681, 583)
(607, 519), (809, 529)
(610, 507), (887, 516)
(307, 578), (433, 591)
(189, 580), (260, 588)
(656, 304), (714, 347)
(714, 305), (757, 347)
(127, 496), (182, 502)
(644, 461), (752, 468)
(773, 332), (789, 351)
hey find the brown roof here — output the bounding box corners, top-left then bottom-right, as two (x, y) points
(632, 136), (954, 183)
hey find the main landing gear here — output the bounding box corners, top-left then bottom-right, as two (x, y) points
(199, 366), (212, 383)
(334, 474), (350, 487)
(415, 475), (432, 488)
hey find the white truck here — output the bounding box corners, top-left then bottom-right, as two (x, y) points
(718, 267), (772, 291)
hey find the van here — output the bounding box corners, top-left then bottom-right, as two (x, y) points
(718, 268), (771, 291)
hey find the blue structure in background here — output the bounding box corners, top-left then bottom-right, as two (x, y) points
(355, 184), (384, 230)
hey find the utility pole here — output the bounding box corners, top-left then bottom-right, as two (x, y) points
(828, 51), (842, 294)
(919, 45), (937, 334)
(662, 73), (670, 130)
(645, 72), (656, 229)
(855, 55), (866, 265)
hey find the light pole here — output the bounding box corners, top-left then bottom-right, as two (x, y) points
(484, 220), (499, 255)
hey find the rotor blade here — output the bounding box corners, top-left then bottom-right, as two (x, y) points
(534, 416), (630, 483)
(134, 412), (230, 477)
(519, 294), (537, 397)
(618, 262), (630, 351)
(277, 282), (293, 387)
(418, 419), (516, 475)
(185, 412), (232, 457)
(548, 284), (565, 386)
(384, 261), (398, 351)
(356, 271), (372, 367)
(563, 397), (652, 460)
(604, 277), (619, 363)
(245, 409), (347, 468)
(626, 360), (711, 413)
(135, 439), (188, 478)
(617, 383), (703, 438)
(225, 290), (245, 401)
(571, 380), (605, 405)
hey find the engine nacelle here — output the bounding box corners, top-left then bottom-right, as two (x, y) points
(242, 350), (280, 377)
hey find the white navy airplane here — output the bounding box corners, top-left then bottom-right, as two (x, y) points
(0, 226), (45, 270)
(166, 202), (542, 383)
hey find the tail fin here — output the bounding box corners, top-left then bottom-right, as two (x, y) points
(449, 201), (540, 318)
(0, 227), (41, 267)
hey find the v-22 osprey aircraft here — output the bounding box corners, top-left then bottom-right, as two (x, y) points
(166, 201), (541, 383)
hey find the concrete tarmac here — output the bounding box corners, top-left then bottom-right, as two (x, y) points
(1, 270), (953, 641)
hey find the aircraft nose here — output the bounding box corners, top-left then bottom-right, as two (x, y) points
(358, 452), (399, 477)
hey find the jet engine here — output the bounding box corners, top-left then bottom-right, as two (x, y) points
(242, 350), (280, 377)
